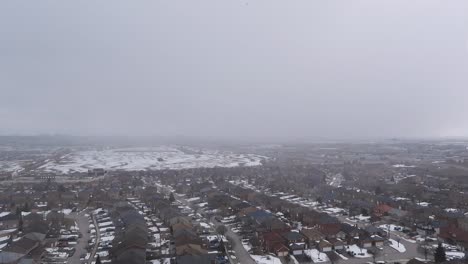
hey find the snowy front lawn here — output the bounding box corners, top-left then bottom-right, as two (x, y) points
(446, 251), (466, 260)
(304, 249), (330, 262)
(251, 255), (282, 264)
(379, 224), (404, 232)
(345, 245), (372, 258)
(388, 239), (406, 253)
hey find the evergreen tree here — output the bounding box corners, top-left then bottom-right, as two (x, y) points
(169, 192), (175, 202)
(96, 255), (102, 264)
(216, 225), (227, 235)
(18, 215), (23, 232)
(23, 202), (29, 212)
(434, 242), (446, 263)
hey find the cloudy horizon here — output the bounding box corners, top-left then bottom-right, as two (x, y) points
(1, 1), (468, 140)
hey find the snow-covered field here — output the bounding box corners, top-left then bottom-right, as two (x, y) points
(0, 161), (24, 172)
(38, 146), (266, 174)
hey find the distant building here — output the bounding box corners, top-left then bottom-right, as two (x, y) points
(88, 168), (106, 177)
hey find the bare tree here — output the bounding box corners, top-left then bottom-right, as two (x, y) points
(216, 225), (227, 236)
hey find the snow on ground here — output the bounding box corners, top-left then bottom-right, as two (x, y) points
(199, 222), (211, 229)
(100, 235), (114, 242)
(61, 209), (72, 215)
(389, 239), (406, 252)
(242, 242), (252, 252)
(379, 224), (404, 232)
(345, 245), (371, 258)
(149, 258), (171, 264)
(251, 255), (282, 264)
(38, 147), (266, 174)
(0, 212), (10, 218)
(0, 236), (9, 243)
(98, 221), (113, 228)
(417, 202), (430, 207)
(324, 207), (345, 214)
(347, 214), (371, 222)
(392, 164), (416, 168)
(446, 251), (466, 260)
(327, 173), (344, 187)
(393, 197), (410, 201)
(304, 249), (330, 262)
(0, 161), (24, 173)
(402, 237), (417, 244)
(335, 251), (349, 260)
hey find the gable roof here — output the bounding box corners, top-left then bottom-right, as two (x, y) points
(272, 243), (289, 252)
(318, 239), (332, 247)
(364, 225), (384, 235)
(247, 210), (273, 223)
(341, 224), (360, 234)
(4, 237), (38, 254)
(374, 204), (393, 214)
(175, 243), (207, 255)
(24, 232), (46, 242)
(176, 253), (217, 264)
(301, 229), (323, 240)
(0, 213), (18, 221)
(281, 231), (304, 241)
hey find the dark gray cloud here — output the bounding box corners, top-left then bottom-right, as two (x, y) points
(1, 0), (468, 140)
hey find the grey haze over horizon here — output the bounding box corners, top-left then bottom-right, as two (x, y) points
(1, 1), (468, 141)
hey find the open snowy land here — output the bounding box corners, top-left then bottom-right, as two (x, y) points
(0, 161), (24, 173)
(37, 146), (266, 174)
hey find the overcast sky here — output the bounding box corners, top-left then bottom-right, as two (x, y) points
(1, 1), (468, 141)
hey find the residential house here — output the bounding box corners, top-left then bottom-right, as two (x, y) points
(317, 240), (333, 252)
(364, 226), (387, 238)
(328, 238), (345, 250)
(261, 232), (287, 256)
(373, 204), (393, 217)
(0, 213), (19, 230)
(281, 231), (307, 255)
(175, 254), (218, 264)
(300, 229), (324, 248)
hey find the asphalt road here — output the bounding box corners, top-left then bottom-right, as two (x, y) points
(68, 212), (91, 264)
(211, 217), (256, 264)
(157, 181), (257, 264)
(89, 213), (101, 263)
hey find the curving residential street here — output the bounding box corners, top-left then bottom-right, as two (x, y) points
(211, 216), (256, 264)
(89, 213), (101, 263)
(69, 211), (91, 264)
